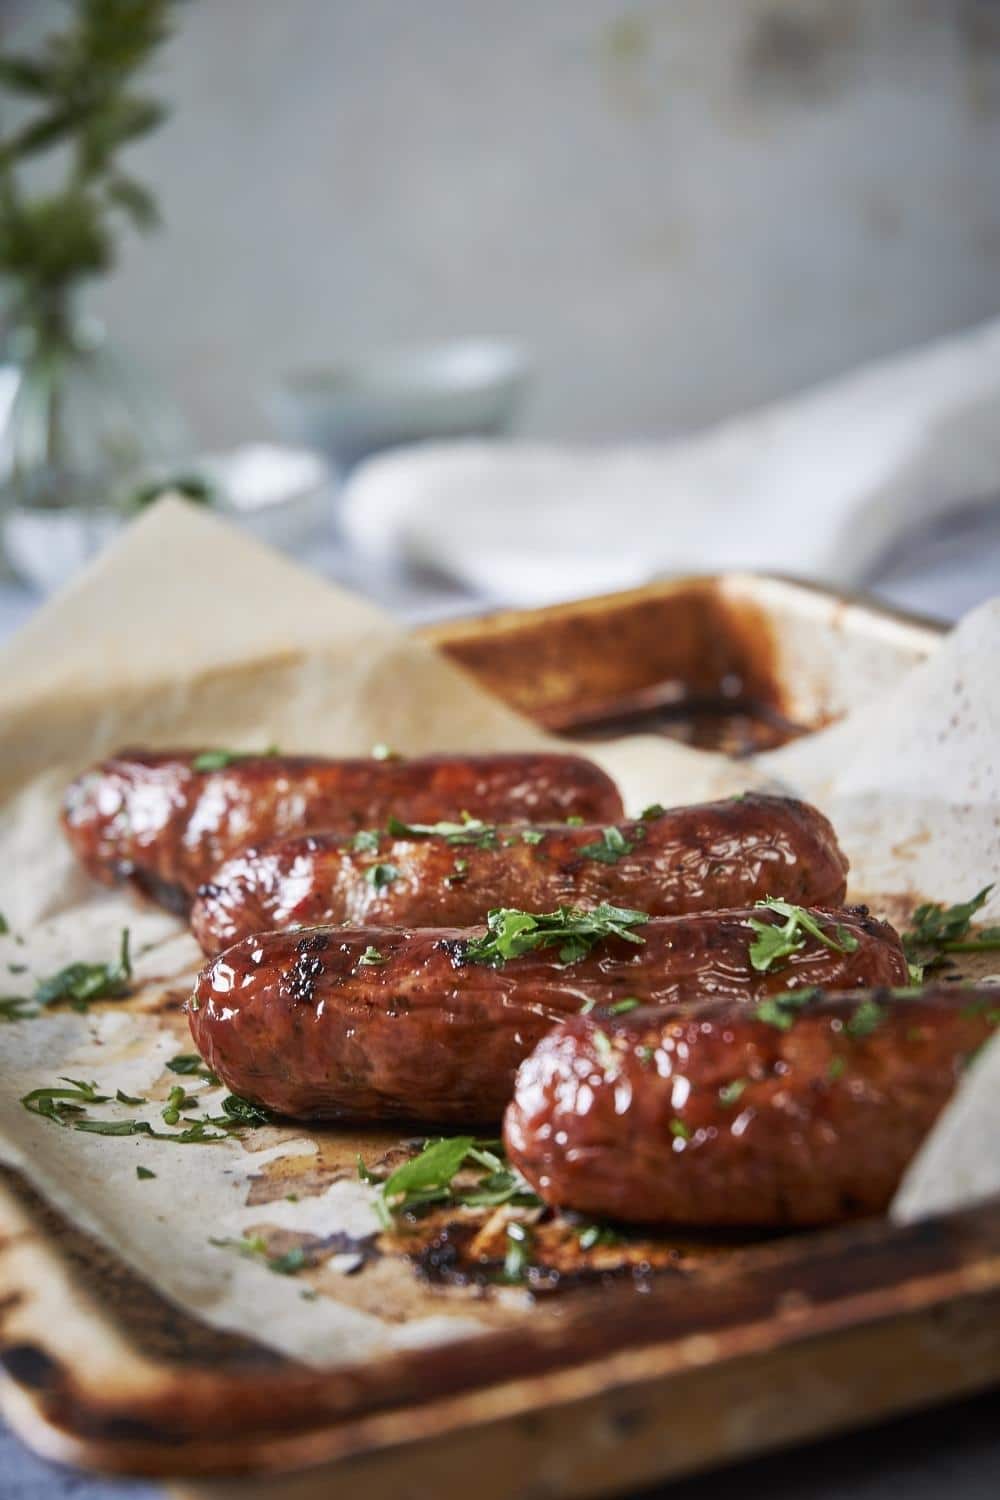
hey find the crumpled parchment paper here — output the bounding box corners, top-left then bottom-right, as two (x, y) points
(0, 497), (996, 1368)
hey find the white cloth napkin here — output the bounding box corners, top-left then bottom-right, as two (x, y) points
(340, 319), (1000, 605)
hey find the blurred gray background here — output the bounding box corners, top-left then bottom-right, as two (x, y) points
(9, 0), (1000, 447)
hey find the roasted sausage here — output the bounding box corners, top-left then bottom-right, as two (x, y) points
(63, 749), (623, 913)
(190, 793), (848, 955)
(504, 986), (999, 1227)
(188, 905), (908, 1122)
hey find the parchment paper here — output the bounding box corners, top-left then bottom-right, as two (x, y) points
(0, 497), (996, 1370)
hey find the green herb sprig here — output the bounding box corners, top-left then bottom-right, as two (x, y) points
(192, 747), (279, 772)
(0, 0), (177, 312)
(747, 901), (859, 974)
(386, 814), (498, 850)
(0, 930), (133, 1022)
(578, 826), (636, 865)
(903, 886), (1000, 978)
(463, 903), (649, 967)
(22, 1075), (273, 1143)
(209, 1235), (309, 1276)
(359, 1136), (541, 1229)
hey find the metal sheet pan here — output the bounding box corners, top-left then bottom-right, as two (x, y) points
(4, 571), (996, 1499)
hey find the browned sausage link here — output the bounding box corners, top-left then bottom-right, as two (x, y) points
(504, 986), (998, 1227)
(188, 906), (908, 1122)
(191, 793), (848, 955)
(62, 749), (624, 913)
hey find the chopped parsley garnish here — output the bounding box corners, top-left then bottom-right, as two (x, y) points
(747, 901), (859, 973)
(753, 986), (820, 1031)
(351, 829), (380, 853)
(521, 829), (544, 846)
(166, 1053), (218, 1082)
(577, 1223), (621, 1250)
(358, 945), (386, 966)
(209, 1235), (308, 1275)
(0, 996), (33, 1023)
(0, 931), (133, 1022)
(365, 863), (400, 889)
(827, 1055), (847, 1081)
(640, 804), (665, 821)
(192, 747), (279, 772)
(32, 928), (133, 1012)
(565, 815), (584, 826)
(607, 996), (640, 1015)
(902, 886), (1000, 976)
(21, 1076), (271, 1143)
(136, 1165), (156, 1180)
(845, 998), (885, 1038)
(718, 1079), (748, 1108)
(578, 826), (636, 865)
(360, 1136), (540, 1227)
(502, 1221), (533, 1283)
(592, 1028), (615, 1067)
(669, 1117), (691, 1141)
(218, 1093), (273, 1127)
(463, 903), (649, 967)
(22, 1077), (108, 1124)
(387, 814), (497, 849)
(161, 1085), (192, 1126)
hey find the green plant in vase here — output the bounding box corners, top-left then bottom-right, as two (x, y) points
(0, 0), (187, 588)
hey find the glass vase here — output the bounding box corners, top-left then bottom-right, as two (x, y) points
(0, 287), (186, 591)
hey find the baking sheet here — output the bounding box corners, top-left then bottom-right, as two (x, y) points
(0, 497), (997, 1383)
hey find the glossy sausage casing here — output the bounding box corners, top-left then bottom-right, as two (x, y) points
(504, 987), (998, 1227)
(191, 793), (848, 954)
(62, 749), (624, 912)
(188, 906), (907, 1122)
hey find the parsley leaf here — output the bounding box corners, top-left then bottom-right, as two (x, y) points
(209, 1236), (309, 1275)
(846, 998), (885, 1038)
(903, 886), (1000, 969)
(753, 986), (821, 1031)
(592, 1028), (615, 1068)
(351, 829), (380, 853)
(607, 996), (640, 1015)
(578, 826), (635, 865)
(358, 945), (386, 966)
(640, 804), (665, 821)
(747, 901), (859, 973)
(521, 829), (544, 846)
(502, 1221), (533, 1283)
(463, 904), (649, 967)
(366, 1136), (541, 1226)
(0, 995), (33, 1023)
(166, 1053), (218, 1082)
(577, 1224), (622, 1250)
(365, 863), (400, 889)
(218, 1093), (273, 1127)
(32, 928), (133, 1011)
(192, 747), (279, 772)
(387, 814), (498, 849)
(718, 1079), (748, 1107)
(136, 1165), (156, 1180)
